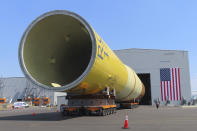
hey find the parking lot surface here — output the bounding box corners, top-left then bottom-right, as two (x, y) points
(0, 106), (197, 131)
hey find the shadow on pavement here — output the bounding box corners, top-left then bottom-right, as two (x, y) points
(0, 112), (82, 121)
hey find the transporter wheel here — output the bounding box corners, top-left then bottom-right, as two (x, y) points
(99, 111), (102, 116)
(85, 111), (91, 116)
(62, 111), (68, 116)
(67, 112), (71, 116)
(77, 109), (83, 116)
(101, 110), (104, 116)
(109, 108), (113, 114)
(105, 109), (108, 115)
(89, 111), (92, 116)
(106, 109), (110, 115)
(111, 108), (115, 114)
(111, 108), (114, 114)
(78, 110), (83, 116)
(102, 110), (106, 116)
(108, 108), (111, 115)
(109, 108), (112, 114)
(68, 111), (74, 116)
(76, 110), (80, 116)
(105, 110), (108, 116)
(99, 109), (103, 116)
(106, 109), (109, 115)
(80, 107), (86, 116)
(114, 108), (117, 113)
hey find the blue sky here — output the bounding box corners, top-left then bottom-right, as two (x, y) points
(0, 0), (197, 90)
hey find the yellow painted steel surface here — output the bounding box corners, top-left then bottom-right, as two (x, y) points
(68, 30), (144, 101)
(19, 10), (145, 102)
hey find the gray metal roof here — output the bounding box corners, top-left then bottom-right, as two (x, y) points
(114, 48), (188, 52)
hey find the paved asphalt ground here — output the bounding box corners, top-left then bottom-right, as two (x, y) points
(0, 106), (197, 131)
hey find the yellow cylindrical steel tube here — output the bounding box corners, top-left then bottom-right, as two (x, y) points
(19, 10), (145, 102)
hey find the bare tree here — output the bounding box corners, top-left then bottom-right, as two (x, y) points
(24, 79), (41, 98)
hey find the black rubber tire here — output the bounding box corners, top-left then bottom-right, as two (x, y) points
(62, 111), (67, 116)
(111, 108), (113, 114)
(106, 109), (109, 115)
(99, 109), (103, 116)
(102, 110), (106, 116)
(89, 111), (92, 116)
(110, 108), (113, 114)
(69, 112), (73, 116)
(114, 108), (116, 113)
(85, 111), (91, 116)
(110, 108), (112, 114)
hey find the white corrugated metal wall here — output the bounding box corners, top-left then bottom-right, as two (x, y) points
(114, 48), (191, 105)
(0, 77), (54, 104)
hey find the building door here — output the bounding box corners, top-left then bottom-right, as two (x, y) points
(137, 73), (152, 105)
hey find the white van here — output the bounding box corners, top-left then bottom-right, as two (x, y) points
(13, 102), (29, 109)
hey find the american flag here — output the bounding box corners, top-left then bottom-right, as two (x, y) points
(160, 68), (182, 101)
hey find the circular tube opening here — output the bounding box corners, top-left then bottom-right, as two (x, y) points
(19, 10), (96, 91)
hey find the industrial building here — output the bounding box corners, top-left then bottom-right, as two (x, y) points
(0, 48), (191, 106)
(0, 77), (60, 105)
(115, 48), (191, 105)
